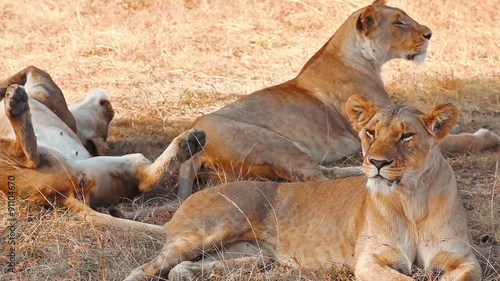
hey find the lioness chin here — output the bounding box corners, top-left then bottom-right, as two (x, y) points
(123, 95), (481, 281)
(178, 0), (500, 201)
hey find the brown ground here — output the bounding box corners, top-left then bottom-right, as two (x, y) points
(0, 0), (498, 280)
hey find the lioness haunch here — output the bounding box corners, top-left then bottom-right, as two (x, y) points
(124, 95), (481, 281)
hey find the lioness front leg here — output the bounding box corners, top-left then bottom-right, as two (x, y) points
(355, 247), (413, 281)
(138, 128), (206, 193)
(2, 85), (39, 168)
(429, 251), (481, 281)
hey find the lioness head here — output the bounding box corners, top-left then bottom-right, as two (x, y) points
(347, 95), (458, 194)
(69, 89), (115, 155)
(355, 0), (432, 64)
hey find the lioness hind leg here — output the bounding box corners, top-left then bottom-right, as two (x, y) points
(138, 129), (206, 193)
(3, 85), (39, 168)
(124, 197), (252, 281)
(320, 165), (363, 178)
(124, 239), (268, 281)
(64, 197), (164, 234)
(0, 66), (76, 132)
(168, 242), (273, 281)
(195, 116), (329, 182)
(440, 128), (500, 154)
(178, 152), (206, 201)
(169, 257), (271, 281)
(124, 233), (219, 281)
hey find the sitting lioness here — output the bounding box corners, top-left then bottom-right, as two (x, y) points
(124, 95), (481, 281)
(0, 66), (205, 230)
(178, 0), (500, 200)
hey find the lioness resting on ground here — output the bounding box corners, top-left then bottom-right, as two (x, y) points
(124, 95), (481, 281)
(0, 66), (205, 231)
(178, 0), (500, 200)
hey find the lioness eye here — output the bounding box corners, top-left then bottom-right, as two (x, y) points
(395, 21), (406, 27)
(366, 129), (375, 138)
(401, 132), (414, 141)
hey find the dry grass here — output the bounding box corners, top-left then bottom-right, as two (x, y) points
(0, 0), (499, 280)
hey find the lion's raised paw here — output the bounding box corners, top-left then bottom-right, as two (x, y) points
(5, 84), (29, 117)
(179, 128), (206, 155)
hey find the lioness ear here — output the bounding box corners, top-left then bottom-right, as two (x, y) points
(422, 103), (459, 140)
(356, 5), (381, 35)
(372, 0), (387, 6)
(99, 99), (115, 123)
(346, 95), (378, 132)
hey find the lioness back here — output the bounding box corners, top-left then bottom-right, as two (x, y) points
(194, 83), (356, 167)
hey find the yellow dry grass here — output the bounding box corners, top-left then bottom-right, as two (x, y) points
(0, 0), (499, 280)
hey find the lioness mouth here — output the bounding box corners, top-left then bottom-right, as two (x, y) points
(374, 175), (398, 186)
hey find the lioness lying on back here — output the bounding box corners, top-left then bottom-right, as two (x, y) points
(0, 66), (205, 231)
(124, 95), (481, 281)
(178, 0), (500, 200)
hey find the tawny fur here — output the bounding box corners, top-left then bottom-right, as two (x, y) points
(124, 95), (481, 281)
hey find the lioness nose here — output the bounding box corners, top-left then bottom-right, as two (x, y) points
(369, 158), (393, 169)
(423, 32), (432, 40)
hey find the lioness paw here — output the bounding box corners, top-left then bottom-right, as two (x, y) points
(168, 261), (200, 281)
(180, 128), (206, 155)
(5, 84), (29, 117)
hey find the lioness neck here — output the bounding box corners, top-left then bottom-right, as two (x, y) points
(294, 14), (393, 113)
